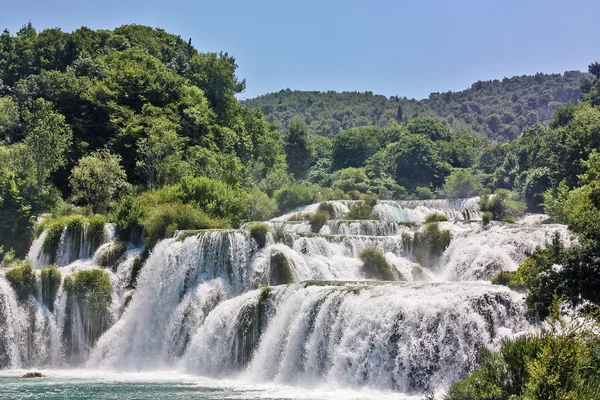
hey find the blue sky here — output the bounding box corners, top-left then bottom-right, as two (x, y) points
(1, 0), (598, 99)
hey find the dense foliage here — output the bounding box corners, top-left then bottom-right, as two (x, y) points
(245, 72), (586, 141)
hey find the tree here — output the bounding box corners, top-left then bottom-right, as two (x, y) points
(69, 149), (129, 213)
(332, 126), (383, 170)
(284, 118), (313, 180)
(442, 169), (481, 198)
(23, 98), (72, 188)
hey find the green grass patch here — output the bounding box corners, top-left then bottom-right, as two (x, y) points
(358, 248), (400, 281)
(248, 223), (270, 248)
(5, 261), (36, 300)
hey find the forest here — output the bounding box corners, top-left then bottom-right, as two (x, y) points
(245, 71), (586, 141)
(1, 22), (600, 398)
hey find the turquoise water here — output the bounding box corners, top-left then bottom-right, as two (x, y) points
(0, 370), (420, 399)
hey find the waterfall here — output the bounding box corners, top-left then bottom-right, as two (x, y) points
(3, 197), (574, 395)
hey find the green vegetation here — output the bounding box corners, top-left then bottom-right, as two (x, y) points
(245, 72), (585, 140)
(248, 223), (269, 248)
(482, 211), (492, 226)
(444, 323), (600, 400)
(412, 223), (451, 268)
(40, 265), (61, 310)
(308, 212), (328, 233)
(424, 213), (448, 223)
(269, 250), (294, 285)
(5, 261), (36, 300)
(346, 203), (374, 220)
(39, 214), (106, 263)
(97, 241), (127, 269)
(358, 248), (400, 281)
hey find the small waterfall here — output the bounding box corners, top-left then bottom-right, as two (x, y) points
(373, 198), (482, 222)
(183, 282), (529, 392)
(0, 277), (26, 368)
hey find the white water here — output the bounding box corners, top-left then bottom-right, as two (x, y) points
(0, 198), (574, 395)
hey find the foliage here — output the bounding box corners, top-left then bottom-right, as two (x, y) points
(245, 187), (277, 221)
(40, 214), (106, 263)
(308, 211), (329, 233)
(69, 149), (129, 213)
(479, 189), (526, 220)
(412, 223), (451, 268)
(358, 248), (399, 281)
(246, 71), (584, 141)
(97, 241), (127, 269)
(444, 324), (600, 400)
(425, 213), (448, 223)
(40, 265), (61, 310)
(22, 98), (72, 187)
(273, 184), (319, 213)
(248, 223), (269, 248)
(284, 118), (313, 180)
(346, 202), (374, 220)
(5, 261), (36, 300)
(491, 270), (525, 291)
(482, 211), (492, 226)
(442, 169), (481, 198)
(269, 250), (294, 285)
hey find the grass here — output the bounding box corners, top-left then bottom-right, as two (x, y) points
(308, 212), (329, 233)
(248, 223), (270, 248)
(346, 203), (374, 220)
(5, 261), (36, 300)
(425, 213), (449, 223)
(270, 250), (294, 285)
(412, 223), (451, 268)
(97, 241), (127, 269)
(358, 248), (400, 281)
(40, 265), (61, 310)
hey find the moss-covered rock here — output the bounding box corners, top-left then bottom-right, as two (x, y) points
(97, 241), (127, 269)
(308, 211), (329, 233)
(346, 203), (374, 220)
(248, 223), (269, 248)
(425, 213), (449, 223)
(40, 265), (61, 310)
(412, 223), (451, 269)
(269, 251), (294, 285)
(40, 215), (107, 264)
(358, 248), (400, 281)
(5, 262), (36, 301)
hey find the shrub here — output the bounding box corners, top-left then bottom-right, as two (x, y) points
(412, 223), (451, 268)
(415, 186), (435, 199)
(246, 187), (278, 221)
(97, 241), (127, 269)
(40, 214), (106, 263)
(142, 203), (228, 251)
(316, 202), (336, 218)
(425, 213), (448, 223)
(40, 265), (61, 310)
(480, 189), (526, 220)
(308, 211), (328, 233)
(5, 261), (36, 300)
(444, 326), (600, 400)
(113, 195), (146, 243)
(442, 169), (481, 198)
(482, 211), (492, 226)
(273, 184), (319, 213)
(270, 251), (294, 285)
(172, 176), (248, 225)
(358, 248), (399, 281)
(346, 203), (374, 220)
(249, 223), (269, 248)
(491, 270), (525, 291)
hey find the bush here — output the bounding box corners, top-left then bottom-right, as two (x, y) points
(308, 211), (328, 233)
(491, 270), (525, 291)
(142, 203), (228, 251)
(97, 241), (127, 269)
(270, 250), (294, 285)
(482, 211), (492, 226)
(40, 265), (61, 310)
(444, 326), (600, 400)
(425, 213), (448, 223)
(346, 203), (374, 220)
(480, 189), (526, 220)
(113, 195), (146, 243)
(5, 261), (36, 300)
(412, 223), (451, 268)
(358, 248), (399, 280)
(442, 169), (481, 198)
(248, 223), (269, 248)
(40, 214), (106, 263)
(316, 202), (336, 218)
(273, 184), (319, 213)
(246, 187), (278, 221)
(172, 176), (248, 225)
(415, 186), (435, 199)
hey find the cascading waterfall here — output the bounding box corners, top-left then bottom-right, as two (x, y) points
(0, 197), (575, 395)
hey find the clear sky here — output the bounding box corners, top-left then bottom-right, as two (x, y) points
(1, 0), (598, 100)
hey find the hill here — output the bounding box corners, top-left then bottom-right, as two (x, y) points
(244, 71), (588, 141)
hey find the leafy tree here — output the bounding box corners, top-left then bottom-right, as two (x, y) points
(442, 169), (481, 198)
(22, 98), (72, 188)
(69, 149), (129, 213)
(284, 118), (313, 179)
(332, 126), (383, 170)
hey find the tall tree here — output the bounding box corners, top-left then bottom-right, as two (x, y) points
(22, 98), (72, 188)
(284, 118), (312, 180)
